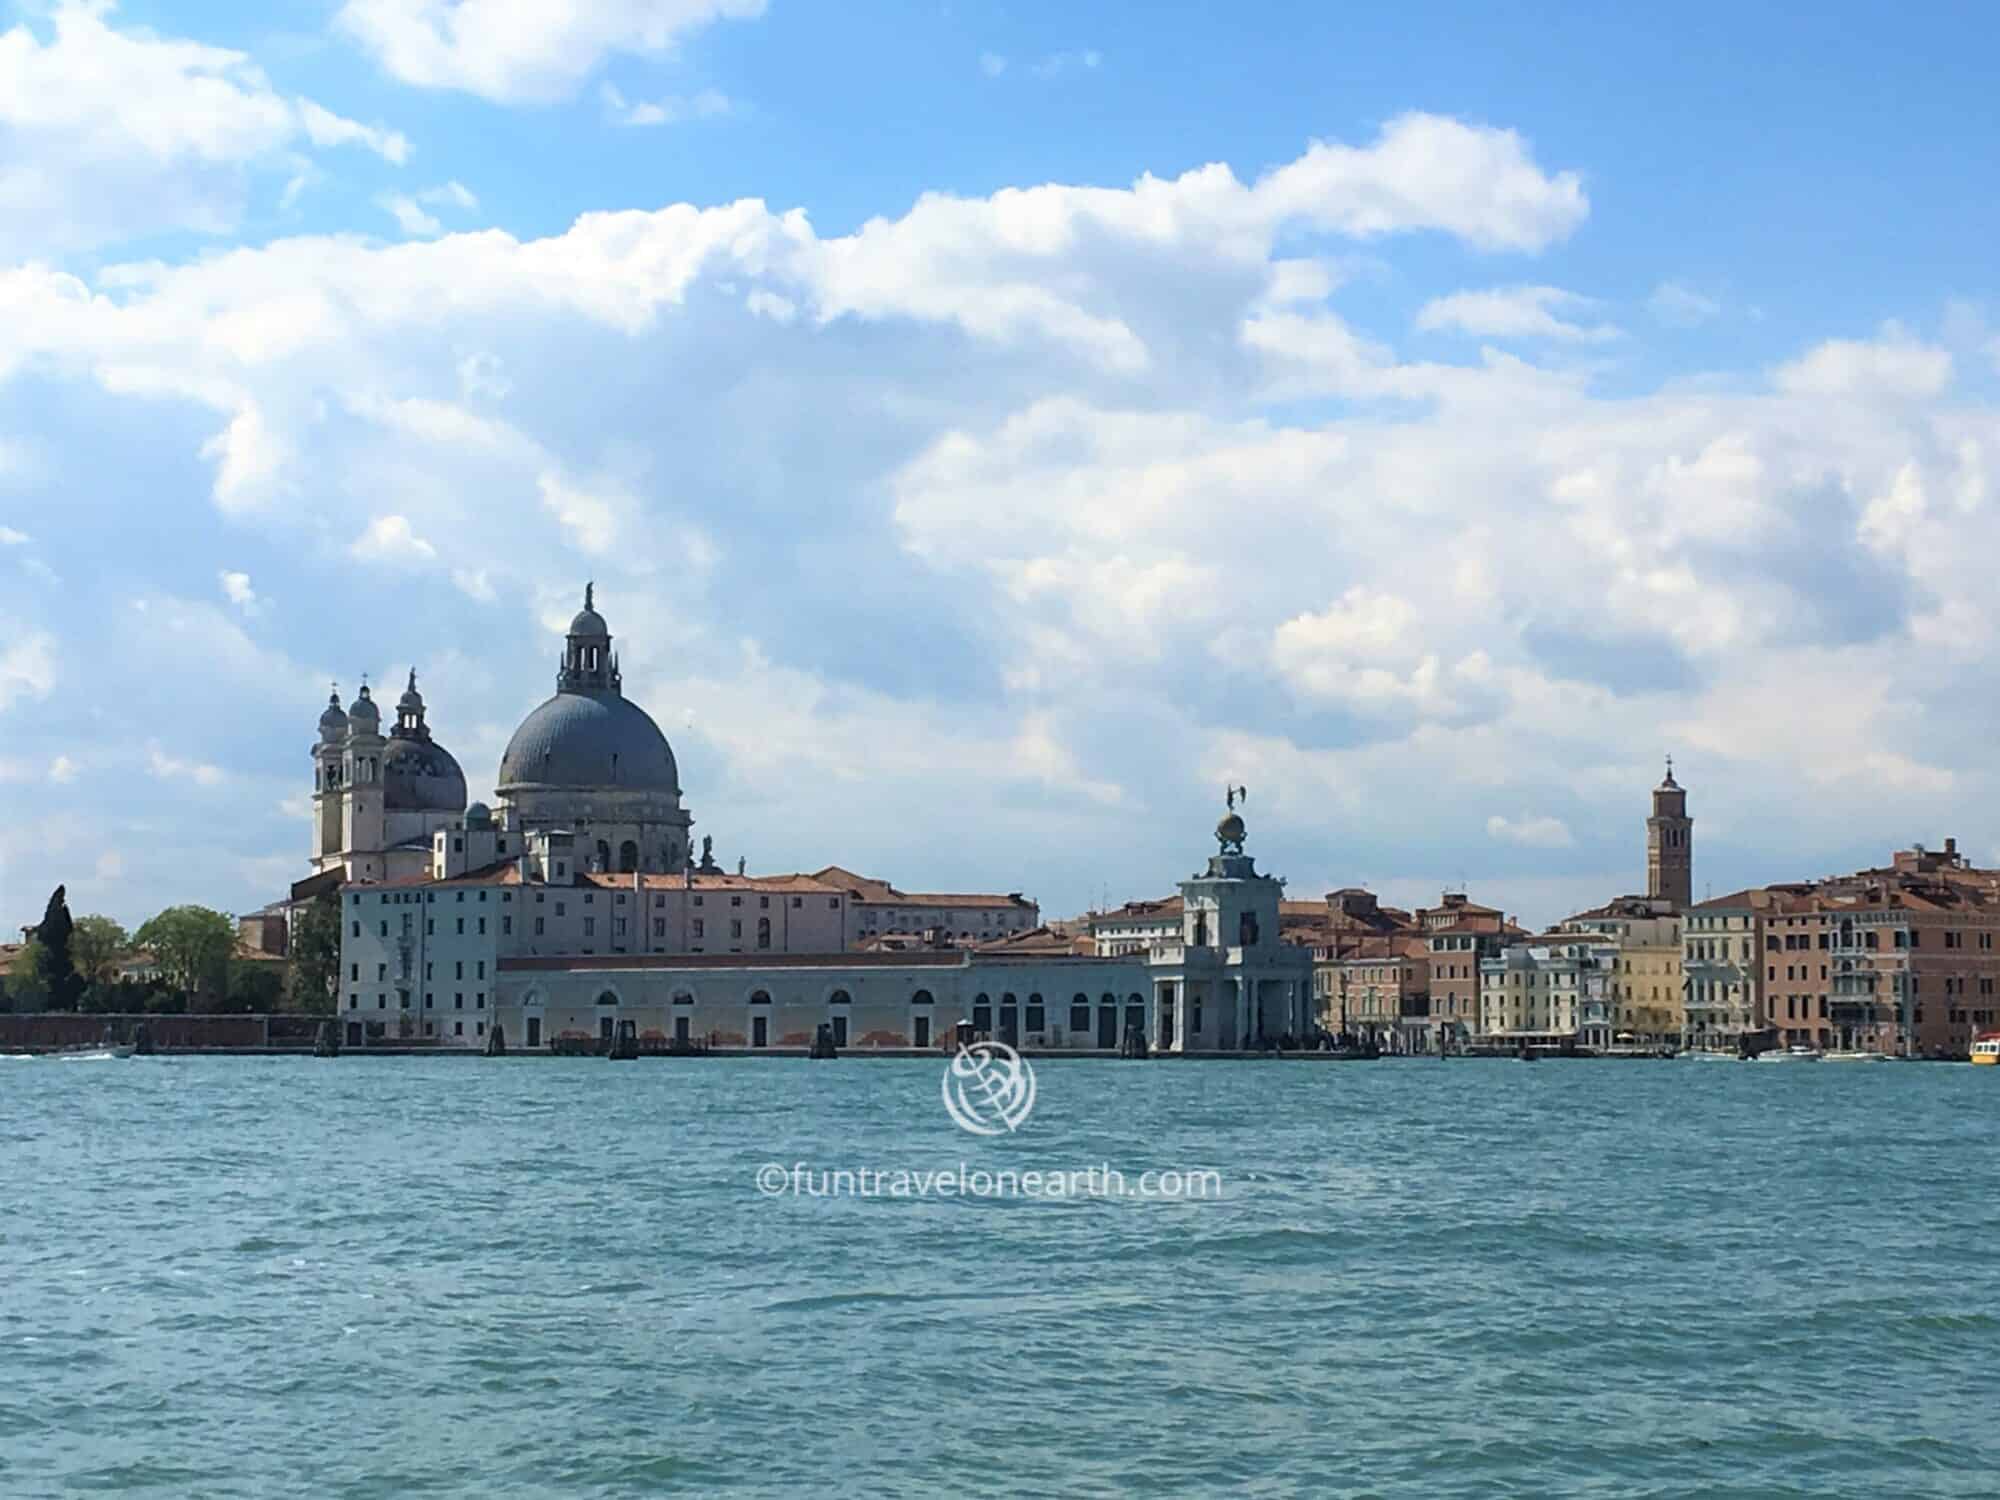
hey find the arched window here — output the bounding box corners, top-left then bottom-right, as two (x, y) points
(618, 840), (639, 873)
(829, 988), (852, 1006)
(1026, 992), (1045, 1033)
(595, 839), (611, 872)
(972, 992), (993, 1032)
(749, 989), (771, 1005)
(671, 990), (694, 1006)
(757, 916), (772, 950)
(596, 990), (618, 1007)
(911, 989), (934, 1006)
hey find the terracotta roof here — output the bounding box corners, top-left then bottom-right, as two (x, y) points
(811, 866), (1034, 909)
(501, 951), (970, 972)
(974, 926), (1095, 956)
(1090, 897), (1182, 927)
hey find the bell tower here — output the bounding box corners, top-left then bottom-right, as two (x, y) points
(1646, 756), (1692, 909)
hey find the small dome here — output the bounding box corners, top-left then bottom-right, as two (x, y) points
(465, 801), (493, 826)
(397, 669), (424, 714)
(349, 684), (379, 723)
(318, 689), (348, 740)
(568, 581), (609, 639)
(382, 735), (467, 813)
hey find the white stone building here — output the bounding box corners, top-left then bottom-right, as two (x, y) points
(325, 588), (1315, 1053)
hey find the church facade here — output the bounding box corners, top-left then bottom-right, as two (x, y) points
(324, 589), (1314, 1053)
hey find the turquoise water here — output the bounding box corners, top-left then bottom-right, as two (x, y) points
(2, 1056), (1997, 1498)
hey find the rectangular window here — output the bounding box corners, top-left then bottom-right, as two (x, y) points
(455, 993), (464, 1009)
(760, 895), (770, 908)
(379, 920), (387, 937)
(476, 961), (485, 979)
(503, 916), (512, 935)
(455, 961), (463, 979)
(425, 993), (433, 1008)
(477, 917), (486, 934)
(730, 919), (743, 939)
(692, 919), (704, 939)
(1026, 1003), (1045, 1033)
(349, 962), (359, 981)
(348, 994), (357, 1009)
(476, 993), (485, 1010)
(1070, 1004), (1090, 1033)
(792, 896), (803, 908)
(731, 896), (742, 907)
(535, 917), (545, 935)
(454, 1021), (463, 1036)
(351, 920), (360, 937)
(584, 917), (595, 936)
(653, 919), (665, 937)
(614, 918), (627, 937)
(377, 963), (386, 981)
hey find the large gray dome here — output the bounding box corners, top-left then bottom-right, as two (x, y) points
(497, 691), (679, 793)
(383, 735), (468, 813)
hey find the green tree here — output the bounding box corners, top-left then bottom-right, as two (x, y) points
(224, 961), (285, 1014)
(33, 885), (82, 1010)
(285, 894), (341, 1014)
(5, 936), (52, 1011)
(69, 915), (130, 989)
(133, 905), (236, 1003)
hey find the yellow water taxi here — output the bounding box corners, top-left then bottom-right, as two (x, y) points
(1972, 1032), (2000, 1066)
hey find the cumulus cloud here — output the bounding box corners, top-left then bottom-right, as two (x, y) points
(1775, 326), (1953, 398)
(1417, 284), (1620, 342)
(350, 514), (440, 563)
(337, 0), (767, 104)
(0, 629), (56, 710)
(218, 570), (263, 613)
(1486, 814), (1576, 849)
(0, 1), (410, 256)
(49, 755), (78, 784)
(1649, 280), (1722, 328)
(147, 743), (225, 786)
(600, 81), (731, 126)
(6, 103), (1998, 929)
(0, 526), (27, 546)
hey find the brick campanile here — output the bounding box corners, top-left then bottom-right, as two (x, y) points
(1647, 756), (1692, 909)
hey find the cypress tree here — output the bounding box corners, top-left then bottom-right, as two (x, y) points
(34, 885), (83, 1011)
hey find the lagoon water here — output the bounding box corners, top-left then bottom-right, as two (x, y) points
(3, 1055), (1997, 1498)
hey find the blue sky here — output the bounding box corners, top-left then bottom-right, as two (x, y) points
(3, 0), (1999, 933)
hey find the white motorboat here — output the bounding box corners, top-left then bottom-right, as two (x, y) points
(1756, 1044), (1821, 1062)
(1822, 1050), (1888, 1063)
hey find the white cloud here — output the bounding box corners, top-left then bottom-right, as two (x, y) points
(10, 111), (1999, 928)
(0, 1), (410, 256)
(380, 194), (443, 237)
(0, 526), (27, 545)
(1416, 285), (1620, 342)
(1486, 815), (1576, 849)
(1775, 326), (1952, 398)
(350, 514), (440, 563)
(1030, 49), (1101, 79)
(49, 755), (78, 784)
(147, 743), (225, 786)
(979, 52), (1007, 77)
(219, 569), (263, 614)
(338, 0), (767, 104)
(600, 81), (731, 126)
(0, 628), (56, 711)
(1649, 280), (1722, 328)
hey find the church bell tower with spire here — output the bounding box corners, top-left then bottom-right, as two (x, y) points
(1646, 756), (1692, 909)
